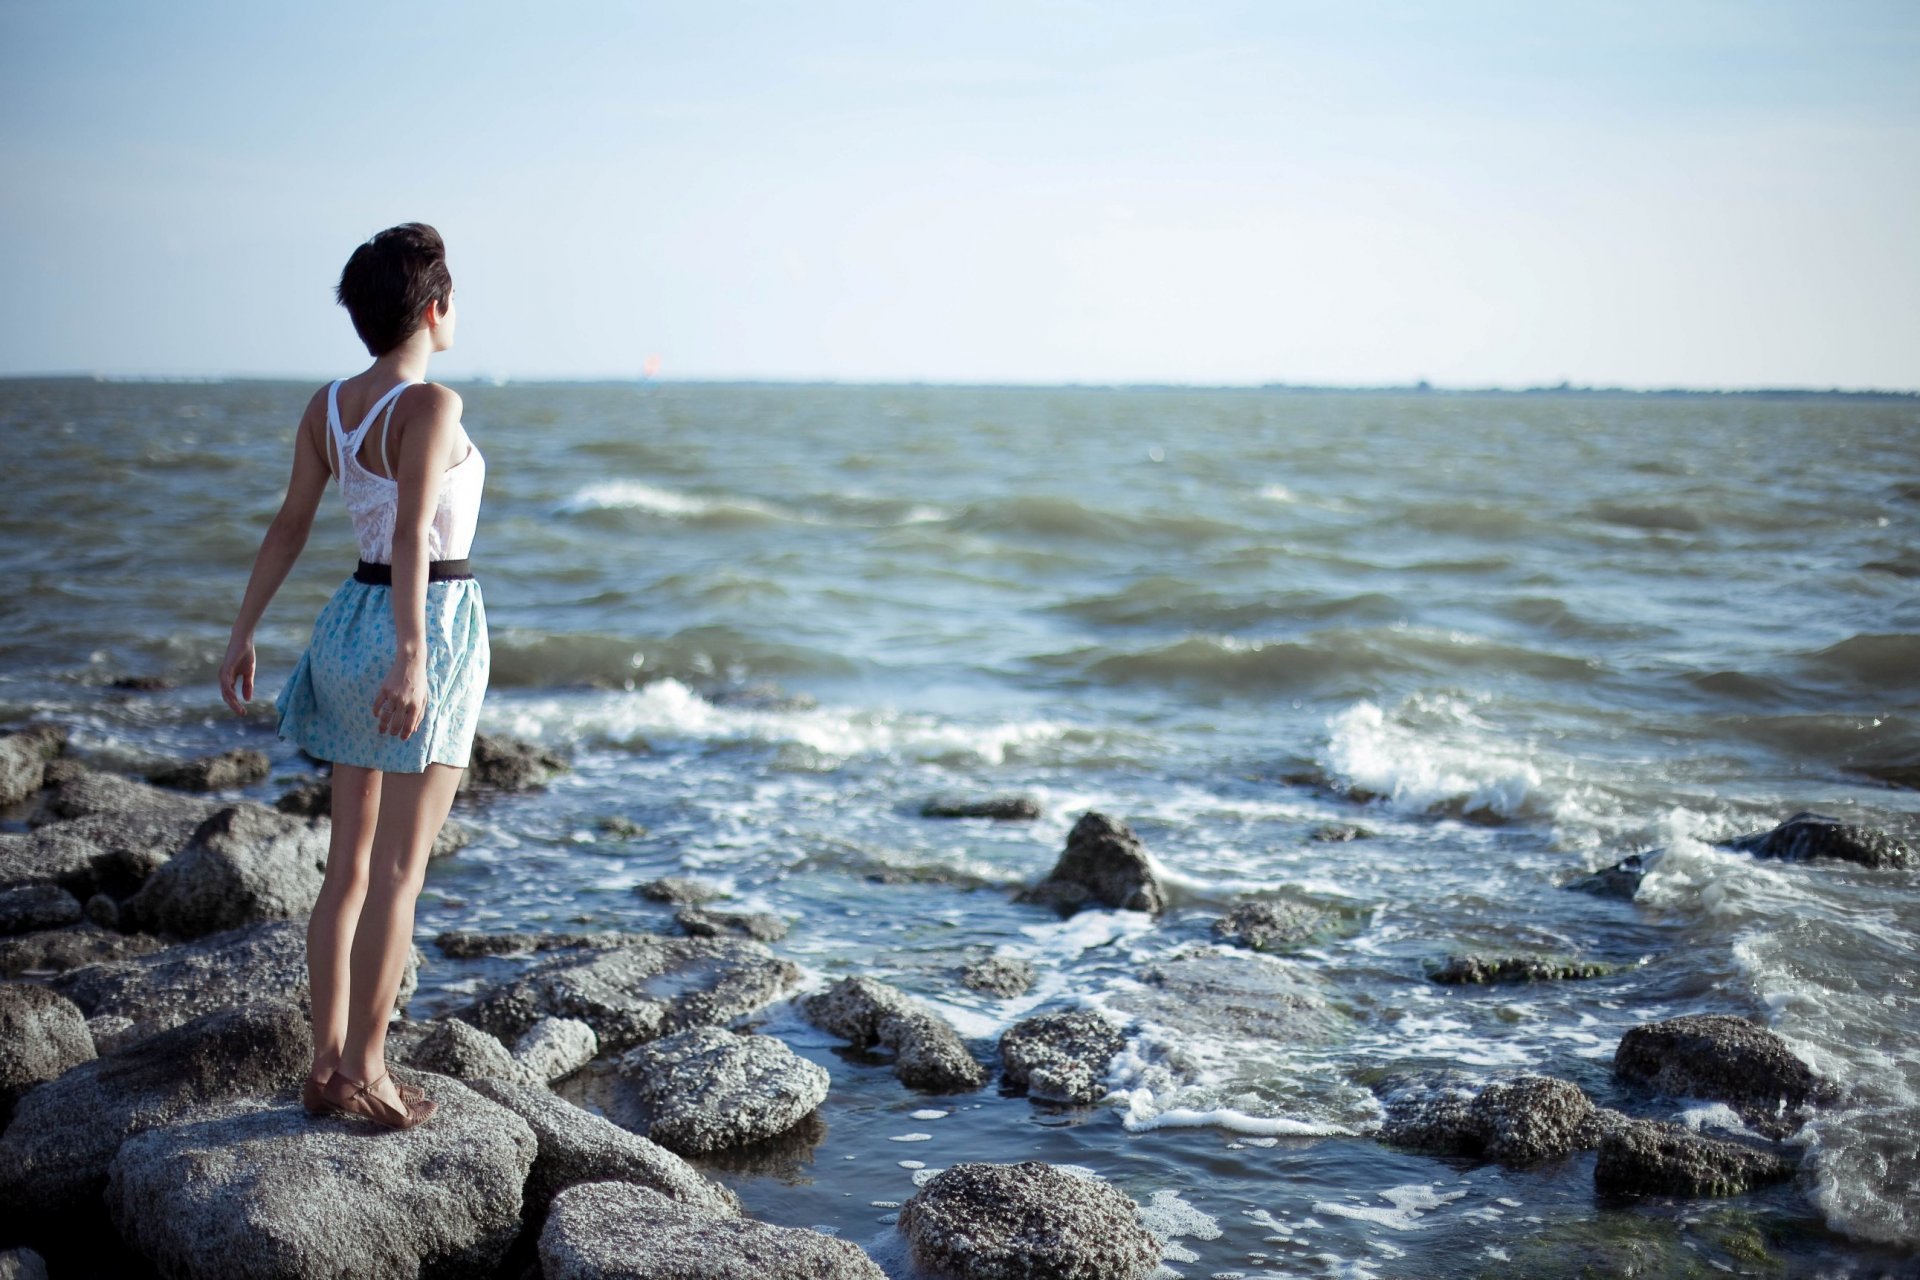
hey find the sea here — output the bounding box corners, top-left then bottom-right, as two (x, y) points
(1, 378), (1916, 1277)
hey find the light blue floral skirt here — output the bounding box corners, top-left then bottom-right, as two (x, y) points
(275, 576), (489, 772)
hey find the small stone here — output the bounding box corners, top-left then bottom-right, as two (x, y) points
(512, 1016), (600, 1083)
(1000, 1010), (1126, 1105)
(597, 815), (648, 837)
(617, 1026), (830, 1154)
(922, 796), (1042, 821)
(1309, 823), (1370, 842)
(273, 780), (330, 817)
(637, 876), (725, 905)
(960, 955), (1036, 999)
(1015, 812), (1167, 915)
(675, 905), (788, 943)
(1431, 955), (1613, 985)
(801, 976), (987, 1093)
(146, 748), (270, 792)
(1211, 899), (1330, 953)
(459, 733), (570, 793)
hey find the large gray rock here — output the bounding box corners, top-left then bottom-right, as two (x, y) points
(1614, 1014), (1827, 1136)
(0, 725), (65, 808)
(0, 828), (103, 894)
(1000, 1010), (1127, 1105)
(538, 1181), (883, 1280)
(0, 982), (94, 1113)
(120, 805), (327, 939)
(801, 976), (987, 1092)
(1376, 1072), (1619, 1166)
(104, 1074), (536, 1280)
(1108, 948), (1345, 1043)
(1016, 812), (1167, 915)
(0, 883), (83, 935)
(0, 1000), (309, 1217)
(400, 1015), (527, 1083)
(0, 924), (167, 978)
(466, 1076), (741, 1220)
(455, 934), (801, 1054)
(18, 769), (221, 900)
(1724, 812), (1913, 869)
(48, 918), (418, 1046)
(1211, 899), (1332, 953)
(899, 1161), (1164, 1280)
(512, 1016), (599, 1083)
(146, 747), (271, 792)
(460, 733), (570, 793)
(616, 1027), (829, 1154)
(1594, 1117), (1798, 1196)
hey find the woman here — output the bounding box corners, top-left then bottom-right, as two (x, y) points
(217, 222), (488, 1130)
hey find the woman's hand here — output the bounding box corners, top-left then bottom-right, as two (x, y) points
(373, 654), (429, 738)
(218, 633), (256, 716)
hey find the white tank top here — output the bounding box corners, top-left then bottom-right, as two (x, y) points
(326, 379), (485, 564)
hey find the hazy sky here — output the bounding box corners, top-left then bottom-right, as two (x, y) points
(3, 1), (1916, 387)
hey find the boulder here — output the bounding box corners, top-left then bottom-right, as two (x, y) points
(674, 905), (788, 943)
(616, 1027), (829, 1154)
(25, 770), (220, 897)
(1614, 1014), (1827, 1136)
(1594, 1117), (1798, 1196)
(1564, 853), (1652, 899)
(539, 1180), (883, 1280)
(455, 934), (801, 1053)
(401, 1016), (525, 1083)
(466, 1077), (741, 1220)
(0, 725), (65, 808)
(0, 1000), (310, 1217)
(898, 1161), (1164, 1280)
(1431, 955), (1614, 985)
(459, 733), (570, 793)
(120, 805), (326, 939)
(1000, 1010), (1127, 1105)
(800, 976), (987, 1092)
(1723, 812), (1913, 869)
(0, 924), (167, 979)
(1016, 812), (1167, 915)
(0, 829), (103, 894)
(1376, 1072), (1618, 1166)
(922, 795), (1042, 820)
(146, 748), (270, 792)
(1211, 899), (1331, 953)
(0, 883), (83, 935)
(104, 1074), (536, 1280)
(637, 876), (724, 905)
(511, 1016), (600, 1083)
(960, 955), (1037, 998)
(49, 918), (418, 1046)
(0, 982), (94, 1114)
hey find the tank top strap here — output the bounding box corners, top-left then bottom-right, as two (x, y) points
(346, 380), (413, 447)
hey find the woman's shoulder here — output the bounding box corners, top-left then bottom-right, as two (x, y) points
(402, 381), (464, 420)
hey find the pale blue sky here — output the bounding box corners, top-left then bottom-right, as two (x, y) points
(3, 1), (1916, 387)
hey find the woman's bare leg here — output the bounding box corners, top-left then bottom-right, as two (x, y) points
(307, 765), (381, 1082)
(337, 762), (463, 1112)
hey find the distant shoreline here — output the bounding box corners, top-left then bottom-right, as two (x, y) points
(2, 373), (1916, 400)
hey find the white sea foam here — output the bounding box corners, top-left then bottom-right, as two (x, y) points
(1311, 1183), (1466, 1231)
(1324, 697), (1542, 820)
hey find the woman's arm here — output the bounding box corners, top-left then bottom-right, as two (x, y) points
(371, 384), (465, 739)
(218, 388), (333, 715)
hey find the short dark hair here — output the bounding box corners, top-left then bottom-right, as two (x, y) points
(335, 223), (453, 356)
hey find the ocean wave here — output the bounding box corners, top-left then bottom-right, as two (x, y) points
(558, 480), (796, 525)
(948, 495), (1241, 544)
(488, 626), (854, 689)
(1049, 579), (1404, 633)
(1798, 633), (1920, 694)
(1583, 500), (1707, 533)
(1322, 696), (1544, 821)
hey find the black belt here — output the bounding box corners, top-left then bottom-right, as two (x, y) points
(353, 558), (474, 585)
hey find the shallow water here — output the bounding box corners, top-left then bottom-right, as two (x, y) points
(2, 378), (1917, 1276)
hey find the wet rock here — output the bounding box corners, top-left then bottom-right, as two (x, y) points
(539, 1180), (883, 1280)
(435, 928), (663, 959)
(0, 883), (83, 935)
(0, 1000), (309, 1217)
(0, 982), (94, 1115)
(1563, 852), (1652, 899)
(675, 905), (788, 943)
(1309, 823), (1371, 842)
(1431, 954), (1614, 985)
(596, 814), (647, 838)
(467, 1077), (742, 1220)
(273, 779), (331, 817)
(29, 769), (219, 895)
(1110, 948), (1344, 1043)
(1723, 811), (1913, 869)
(922, 795), (1042, 820)
(120, 804), (326, 939)
(146, 747), (270, 792)
(637, 876), (725, 905)
(960, 954), (1036, 998)
(459, 733), (570, 793)
(49, 918), (417, 1046)
(455, 934), (801, 1054)
(105, 1073), (535, 1280)
(432, 818), (475, 860)
(899, 1161), (1164, 1280)
(401, 1015), (527, 1083)
(1015, 812), (1167, 915)
(616, 1026), (829, 1154)
(1615, 1013), (1827, 1137)
(1211, 899), (1331, 953)
(108, 676), (172, 692)
(801, 975), (988, 1092)
(1595, 1117), (1798, 1196)
(0, 725), (65, 807)
(0, 1247), (49, 1280)
(1376, 1072), (1620, 1166)
(0, 924), (166, 979)
(1375, 1072), (1480, 1154)
(1000, 1010), (1127, 1105)
(511, 1016), (599, 1083)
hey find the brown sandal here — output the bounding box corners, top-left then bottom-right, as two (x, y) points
(303, 1071), (424, 1116)
(323, 1069), (437, 1130)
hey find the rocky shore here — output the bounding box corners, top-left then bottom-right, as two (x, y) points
(0, 721), (1907, 1278)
